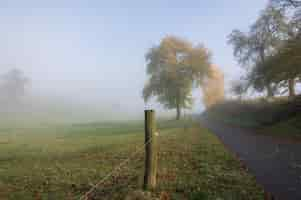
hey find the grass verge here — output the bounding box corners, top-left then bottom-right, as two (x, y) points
(202, 97), (301, 139)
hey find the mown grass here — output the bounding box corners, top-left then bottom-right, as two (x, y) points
(0, 119), (263, 199)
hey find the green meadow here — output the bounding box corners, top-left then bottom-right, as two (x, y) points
(0, 119), (263, 199)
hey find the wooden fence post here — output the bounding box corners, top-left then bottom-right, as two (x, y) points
(143, 110), (158, 190)
(264, 191), (275, 200)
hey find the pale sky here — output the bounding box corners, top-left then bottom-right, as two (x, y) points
(0, 0), (269, 116)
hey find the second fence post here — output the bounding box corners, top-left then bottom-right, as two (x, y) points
(143, 110), (158, 190)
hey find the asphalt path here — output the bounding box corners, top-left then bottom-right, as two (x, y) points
(201, 118), (301, 200)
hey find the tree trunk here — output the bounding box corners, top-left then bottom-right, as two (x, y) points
(176, 103), (181, 120)
(266, 84), (274, 98)
(260, 48), (275, 99)
(288, 78), (295, 97)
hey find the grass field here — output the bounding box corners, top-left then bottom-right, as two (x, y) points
(0, 119), (263, 200)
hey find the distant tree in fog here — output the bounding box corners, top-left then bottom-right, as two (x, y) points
(202, 65), (225, 108)
(0, 68), (29, 108)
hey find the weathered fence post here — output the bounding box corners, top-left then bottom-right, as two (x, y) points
(143, 110), (158, 190)
(264, 191), (275, 200)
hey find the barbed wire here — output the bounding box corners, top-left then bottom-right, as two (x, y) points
(78, 136), (154, 200)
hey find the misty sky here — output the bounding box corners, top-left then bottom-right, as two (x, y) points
(0, 0), (268, 114)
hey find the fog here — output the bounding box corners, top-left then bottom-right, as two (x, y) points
(0, 0), (267, 123)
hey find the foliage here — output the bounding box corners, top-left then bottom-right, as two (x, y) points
(228, 6), (288, 66)
(271, 0), (301, 8)
(143, 36), (211, 119)
(202, 65), (225, 108)
(252, 2), (301, 97)
(228, 5), (290, 97)
(203, 96), (301, 138)
(256, 37), (301, 87)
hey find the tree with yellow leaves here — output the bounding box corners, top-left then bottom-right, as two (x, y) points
(201, 65), (225, 109)
(143, 36), (211, 119)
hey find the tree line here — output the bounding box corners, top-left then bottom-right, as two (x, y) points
(142, 0), (301, 119)
(229, 0), (301, 98)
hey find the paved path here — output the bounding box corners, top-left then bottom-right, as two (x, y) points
(201, 118), (301, 200)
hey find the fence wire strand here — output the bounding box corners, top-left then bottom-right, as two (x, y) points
(79, 137), (153, 200)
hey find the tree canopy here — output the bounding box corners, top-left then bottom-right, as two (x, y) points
(143, 36), (211, 119)
(202, 65), (225, 108)
(272, 0), (301, 8)
(228, 4), (294, 97)
(229, 1), (301, 98)
(256, 36), (301, 96)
